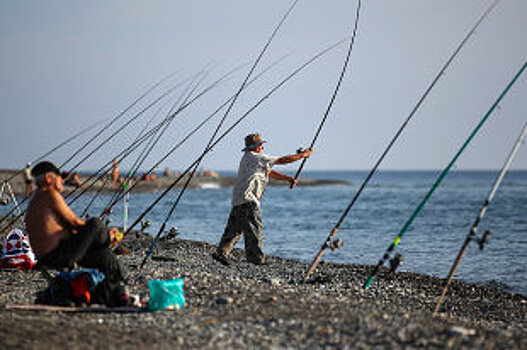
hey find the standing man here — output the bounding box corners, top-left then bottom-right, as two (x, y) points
(213, 133), (312, 266)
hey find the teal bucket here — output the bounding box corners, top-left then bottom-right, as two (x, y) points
(147, 278), (185, 311)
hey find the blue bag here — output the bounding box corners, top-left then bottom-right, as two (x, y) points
(147, 278), (185, 311)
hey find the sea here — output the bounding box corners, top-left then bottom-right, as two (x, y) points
(5, 170), (527, 295)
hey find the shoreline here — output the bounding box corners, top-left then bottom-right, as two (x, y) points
(0, 234), (525, 348)
(0, 169), (350, 196)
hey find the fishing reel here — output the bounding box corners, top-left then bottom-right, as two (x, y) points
(388, 253), (404, 273)
(0, 196), (10, 206)
(159, 226), (179, 242)
(140, 220), (151, 232)
(477, 230), (492, 250)
(166, 226), (179, 238)
(330, 238), (343, 251)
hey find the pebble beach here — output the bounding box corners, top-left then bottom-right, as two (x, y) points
(0, 232), (525, 349)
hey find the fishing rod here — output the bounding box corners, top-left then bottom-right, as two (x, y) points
(121, 37), (347, 251)
(433, 122), (527, 315)
(362, 60), (527, 290)
(103, 53), (295, 217)
(82, 69), (211, 217)
(63, 68), (218, 205)
(290, 0), (362, 189)
(58, 71), (180, 171)
(0, 72), (184, 231)
(137, 0), (301, 268)
(62, 73), (200, 180)
(304, 0), (502, 281)
(98, 60), (266, 216)
(79, 101), (172, 219)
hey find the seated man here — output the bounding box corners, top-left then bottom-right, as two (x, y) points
(25, 161), (127, 298)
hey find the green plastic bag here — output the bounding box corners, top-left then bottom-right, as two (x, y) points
(147, 278), (185, 311)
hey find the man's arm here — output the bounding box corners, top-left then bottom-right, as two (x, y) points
(269, 170), (297, 187)
(275, 149), (312, 165)
(49, 190), (86, 230)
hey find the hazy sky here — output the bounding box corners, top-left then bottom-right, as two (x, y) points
(0, 0), (525, 172)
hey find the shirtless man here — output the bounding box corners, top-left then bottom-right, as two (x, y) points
(25, 161), (127, 296)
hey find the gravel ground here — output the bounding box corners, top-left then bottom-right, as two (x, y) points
(0, 233), (526, 349)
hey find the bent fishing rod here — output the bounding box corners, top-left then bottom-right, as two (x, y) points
(137, 0), (301, 263)
(363, 60), (527, 290)
(291, 0), (362, 189)
(433, 122), (527, 315)
(138, 0), (304, 269)
(122, 38), (347, 251)
(304, 0), (501, 281)
(103, 54), (295, 217)
(139, 0), (302, 269)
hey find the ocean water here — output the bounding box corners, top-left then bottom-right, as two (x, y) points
(5, 170), (527, 295)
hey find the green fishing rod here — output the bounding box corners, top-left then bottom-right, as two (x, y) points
(433, 122), (527, 315)
(138, 0), (301, 268)
(304, 0), (501, 281)
(121, 37), (347, 252)
(291, 0), (362, 188)
(363, 60), (527, 290)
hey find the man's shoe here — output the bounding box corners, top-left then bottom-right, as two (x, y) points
(248, 256), (266, 265)
(212, 252), (230, 266)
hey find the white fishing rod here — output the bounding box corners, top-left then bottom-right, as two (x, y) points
(433, 122), (527, 315)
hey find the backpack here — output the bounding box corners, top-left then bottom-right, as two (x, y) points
(0, 228), (36, 270)
(36, 268), (125, 307)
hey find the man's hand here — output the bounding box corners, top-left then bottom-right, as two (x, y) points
(289, 177), (298, 188)
(301, 149), (313, 158)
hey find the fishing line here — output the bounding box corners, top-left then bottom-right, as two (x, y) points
(363, 60), (527, 290)
(291, 0), (362, 187)
(304, 0), (502, 280)
(433, 122), (527, 315)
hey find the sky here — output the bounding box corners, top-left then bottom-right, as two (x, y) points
(0, 0), (525, 172)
